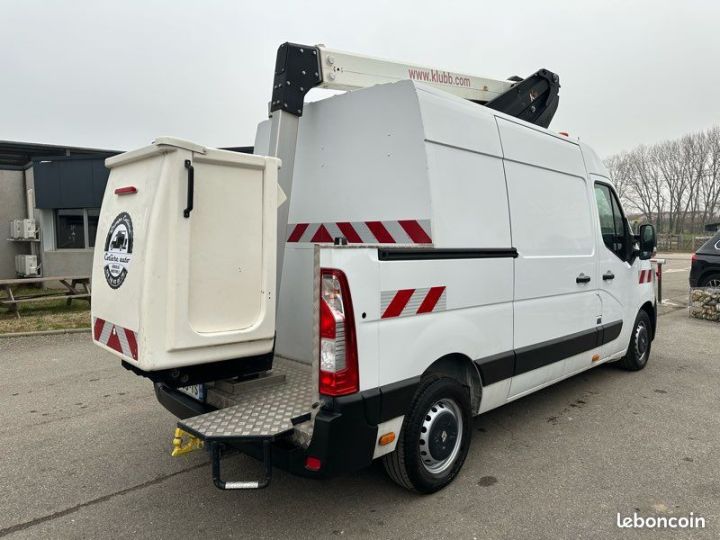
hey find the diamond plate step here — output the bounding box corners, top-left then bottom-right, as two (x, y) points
(178, 357), (316, 442)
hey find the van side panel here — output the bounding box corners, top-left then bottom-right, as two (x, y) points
(496, 118), (602, 397)
(416, 86), (510, 248)
(377, 97), (514, 391)
(377, 256), (513, 388)
(424, 145), (511, 248)
(275, 81), (431, 363)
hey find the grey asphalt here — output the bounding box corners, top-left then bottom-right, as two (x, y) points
(655, 253), (694, 314)
(1, 262), (718, 539)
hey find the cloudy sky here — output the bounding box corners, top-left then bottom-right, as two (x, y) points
(1, 0), (718, 158)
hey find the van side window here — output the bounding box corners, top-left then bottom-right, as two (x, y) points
(594, 183), (628, 260)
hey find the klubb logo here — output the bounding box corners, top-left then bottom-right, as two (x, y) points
(103, 212), (133, 289)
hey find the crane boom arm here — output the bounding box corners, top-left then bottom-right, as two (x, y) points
(269, 42), (560, 128)
(316, 46), (513, 103)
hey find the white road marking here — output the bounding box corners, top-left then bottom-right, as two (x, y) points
(663, 268), (690, 273)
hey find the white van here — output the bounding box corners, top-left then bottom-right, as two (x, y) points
(92, 44), (657, 492)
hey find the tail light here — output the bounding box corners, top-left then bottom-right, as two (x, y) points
(319, 268), (359, 396)
(691, 253), (697, 263)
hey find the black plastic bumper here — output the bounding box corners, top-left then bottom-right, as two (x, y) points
(154, 383), (216, 419)
(154, 376), (420, 478)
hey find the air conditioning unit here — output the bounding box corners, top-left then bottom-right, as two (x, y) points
(20, 219), (37, 239)
(8, 219), (36, 239)
(15, 255), (39, 277)
(9, 220), (22, 239)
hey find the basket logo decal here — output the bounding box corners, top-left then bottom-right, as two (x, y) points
(103, 212), (134, 289)
(287, 220), (432, 245)
(380, 286), (447, 319)
(93, 317), (138, 360)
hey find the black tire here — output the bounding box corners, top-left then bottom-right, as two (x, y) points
(383, 376), (472, 493)
(617, 310), (652, 371)
(699, 273), (720, 288)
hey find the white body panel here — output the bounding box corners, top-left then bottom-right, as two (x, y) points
(498, 118), (601, 396)
(279, 81), (654, 421)
(92, 138), (280, 371)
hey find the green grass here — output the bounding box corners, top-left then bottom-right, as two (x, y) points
(0, 287), (91, 334)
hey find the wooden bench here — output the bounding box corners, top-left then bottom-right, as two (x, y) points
(0, 276), (91, 318)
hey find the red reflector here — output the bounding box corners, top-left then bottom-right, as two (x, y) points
(305, 456), (322, 471)
(115, 186), (137, 195)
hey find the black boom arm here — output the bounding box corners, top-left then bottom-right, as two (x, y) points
(484, 69), (560, 128)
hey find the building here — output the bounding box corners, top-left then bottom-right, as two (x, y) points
(0, 141), (120, 279)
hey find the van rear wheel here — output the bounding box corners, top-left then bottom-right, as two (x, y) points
(617, 310), (652, 371)
(383, 377), (471, 493)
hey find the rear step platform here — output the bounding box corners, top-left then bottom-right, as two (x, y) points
(178, 357), (316, 489)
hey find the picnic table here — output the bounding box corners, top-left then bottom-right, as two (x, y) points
(0, 275), (91, 317)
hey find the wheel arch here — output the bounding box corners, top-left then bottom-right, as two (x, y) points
(639, 300), (656, 339)
(423, 353), (482, 414)
(699, 269), (720, 287)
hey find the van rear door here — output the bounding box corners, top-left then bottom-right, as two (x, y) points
(92, 138), (281, 375)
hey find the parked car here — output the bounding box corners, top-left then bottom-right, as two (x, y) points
(690, 230), (720, 287)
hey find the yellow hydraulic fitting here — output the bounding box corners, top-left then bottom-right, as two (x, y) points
(171, 427), (204, 457)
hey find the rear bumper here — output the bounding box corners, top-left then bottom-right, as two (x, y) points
(154, 383), (216, 419)
(689, 262), (702, 287)
(154, 377), (419, 478)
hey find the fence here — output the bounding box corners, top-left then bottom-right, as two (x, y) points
(656, 234), (711, 252)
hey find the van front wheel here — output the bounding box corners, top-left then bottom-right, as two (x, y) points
(383, 377), (471, 493)
(618, 310), (652, 371)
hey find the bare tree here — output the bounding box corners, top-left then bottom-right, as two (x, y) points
(605, 124), (720, 235)
(700, 126), (720, 226)
(626, 145), (665, 230)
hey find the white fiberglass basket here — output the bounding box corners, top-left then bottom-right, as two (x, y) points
(92, 137), (281, 372)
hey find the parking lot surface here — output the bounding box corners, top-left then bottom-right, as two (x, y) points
(1, 261), (718, 539)
(655, 253), (694, 314)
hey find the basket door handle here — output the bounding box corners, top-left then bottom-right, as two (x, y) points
(183, 160), (194, 218)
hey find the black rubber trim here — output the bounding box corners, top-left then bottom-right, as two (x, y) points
(378, 248), (518, 261)
(514, 327), (598, 375)
(475, 351), (516, 386)
(474, 320), (624, 384)
(602, 320), (623, 344)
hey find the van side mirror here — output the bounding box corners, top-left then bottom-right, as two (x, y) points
(638, 224), (656, 260)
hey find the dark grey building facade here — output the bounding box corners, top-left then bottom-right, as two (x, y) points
(0, 141), (119, 279)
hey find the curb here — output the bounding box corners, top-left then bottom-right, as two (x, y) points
(0, 327), (91, 339)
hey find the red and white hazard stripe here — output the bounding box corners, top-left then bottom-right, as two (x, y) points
(380, 286), (447, 319)
(287, 219), (432, 245)
(639, 269), (654, 284)
(93, 317), (138, 360)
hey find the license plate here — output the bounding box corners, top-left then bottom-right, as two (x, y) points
(178, 383), (206, 402)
